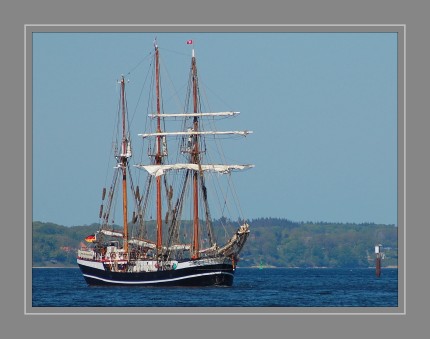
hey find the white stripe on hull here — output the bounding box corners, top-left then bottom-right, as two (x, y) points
(83, 270), (234, 285)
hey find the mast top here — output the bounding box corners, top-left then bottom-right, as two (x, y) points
(186, 39), (194, 58)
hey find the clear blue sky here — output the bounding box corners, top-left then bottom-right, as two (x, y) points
(32, 31), (398, 226)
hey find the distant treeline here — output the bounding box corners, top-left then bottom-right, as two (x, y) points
(241, 218), (397, 268)
(32, 218), (397, 268)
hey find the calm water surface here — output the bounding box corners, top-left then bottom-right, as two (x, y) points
(32, 267), (398, 308)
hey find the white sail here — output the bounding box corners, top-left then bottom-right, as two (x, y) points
(135, 163), (255, 177)
(148, 111), (240, 118)
(139, 130), (252, 138)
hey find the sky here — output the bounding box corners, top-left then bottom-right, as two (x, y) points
(31, 31), (398, 226)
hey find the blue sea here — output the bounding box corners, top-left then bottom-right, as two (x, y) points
(32, 267), (398, 308)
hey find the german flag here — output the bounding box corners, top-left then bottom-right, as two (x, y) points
(85, 234), (96, 243)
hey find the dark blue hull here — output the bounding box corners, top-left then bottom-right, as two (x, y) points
(78, 261), (235, 287)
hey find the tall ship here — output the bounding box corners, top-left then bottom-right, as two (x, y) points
(77, 40), (253, 286)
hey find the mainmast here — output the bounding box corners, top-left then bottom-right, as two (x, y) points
(191, 47), (200, 260)
(120, 76), (129, 254)
(155, 42), (163, 260)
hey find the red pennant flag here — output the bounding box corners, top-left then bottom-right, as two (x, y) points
(186, 40), (193, 45)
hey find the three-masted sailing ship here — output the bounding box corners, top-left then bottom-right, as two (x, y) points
(77, 40), (253, 286)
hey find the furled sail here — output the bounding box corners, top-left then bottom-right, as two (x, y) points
(128, 239), (190, 251)
(139, 130), (252, 138)
(135, 163), (255, 177)
(128, 238), (156, 249)
(168, 244), (191, 251)
(216, 223), (250, 257)
(148, 111), (240, 118)
(99, 229), (124, 237)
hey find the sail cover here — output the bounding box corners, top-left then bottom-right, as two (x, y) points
(135, 163), (254, 177)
